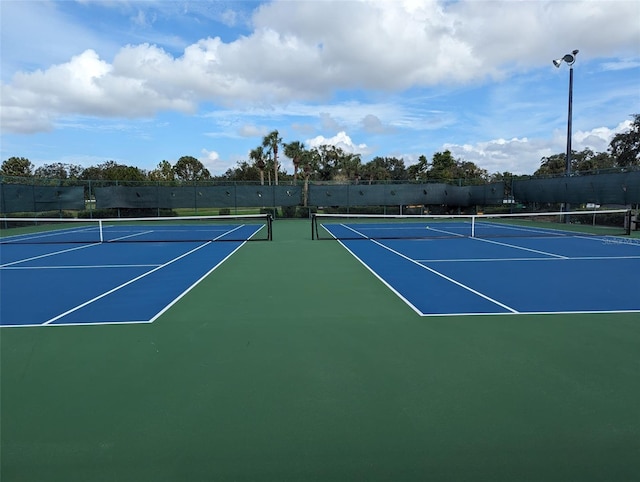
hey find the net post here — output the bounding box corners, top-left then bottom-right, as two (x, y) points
(311, 214), (316, 240)
(624, 209), (632, 235)
(98, 219), (104, 243)
(471, 215), (476, 238)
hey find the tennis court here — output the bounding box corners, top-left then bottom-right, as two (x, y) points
(0, 215), (271, 327)
(313, 212), (640, 316)
(1, 217), (639, 481)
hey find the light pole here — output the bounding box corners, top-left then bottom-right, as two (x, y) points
(553, 49), (579, 177)
(553, 49), (578, 218)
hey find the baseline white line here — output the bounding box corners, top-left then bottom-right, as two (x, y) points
(1, 320), (153, 329)
(415, 255), (640, 263)
(1, 264), (161, 270)
(42, 241), (214, 325)
(6, 306), (639, 327)
(371, 239), (519, 314)
(416, 308), (640, 317)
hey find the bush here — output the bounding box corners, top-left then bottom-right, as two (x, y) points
(296, 206), (317, 218)
(219, 208), (231, 216)
(281, 205), (297, 218)
(260, 207), (279, 218)
(34, 210), (75, 219)
(77, 208), (176, 218)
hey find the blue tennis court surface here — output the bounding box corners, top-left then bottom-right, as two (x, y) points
(324, 223), (640, 316)
(0, 223), (263, 327)
(0, 216), (270, 244)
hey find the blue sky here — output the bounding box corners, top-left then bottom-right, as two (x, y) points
(1, 0), (639, 176)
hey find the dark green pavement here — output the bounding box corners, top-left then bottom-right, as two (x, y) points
(1, 220), (639, 481)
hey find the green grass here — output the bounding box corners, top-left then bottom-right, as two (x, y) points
(173, 207), (266, 216)
(1, 220), (639, 481)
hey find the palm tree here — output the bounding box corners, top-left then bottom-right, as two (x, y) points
(262, 130), (282, 186)
(283, 140), (305, 185)
(249, 146), (266, 185)
(301, 149), (319, 207)
(339, 153), (362, 182)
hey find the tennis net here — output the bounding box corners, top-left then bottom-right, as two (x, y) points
(312, 209), (632, 240)
(0, 214), (273, 244)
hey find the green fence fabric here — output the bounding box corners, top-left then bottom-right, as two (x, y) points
(307, 182), (504, 208)
(469, 182), (505, 206)
(95, 185), (303, 210)
(1, 171), (635, 214)
(0, 184), (85, 213)
(512, 171), (640, 204)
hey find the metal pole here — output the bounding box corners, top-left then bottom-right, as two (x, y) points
(565, 65), (573, 221)
(553, 50), (578, 221)
(566, 66), (573, 177)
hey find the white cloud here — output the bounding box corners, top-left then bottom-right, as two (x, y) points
(1, 0), (638, 179)
(443, 137), (549, 175)
(442, 120), (633, 175)
(600, 58), (640, 72)
(573, 120), (633, 152)
(2, 48), (197, 131)
(237, 124), (269, 138)
(3, 0), (638, 134)
(306, 131), (369, 155)
(220, 8), (239, 27)
(361, 114), (394, 134)
(200, 148), (224, 173)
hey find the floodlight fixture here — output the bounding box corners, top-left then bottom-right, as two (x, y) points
(553, 50), (579, 68)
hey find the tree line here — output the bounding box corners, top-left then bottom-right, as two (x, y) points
(2, 115), (638, 185)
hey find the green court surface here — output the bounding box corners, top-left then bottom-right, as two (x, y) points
(1, 220), (639, 481)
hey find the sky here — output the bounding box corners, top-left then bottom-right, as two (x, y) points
(1, 0), (639, 177)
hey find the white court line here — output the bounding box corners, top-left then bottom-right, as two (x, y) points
(0, 226), (98, 244)
(148, 241), (249, 323)
(327, 225), (517, 314)
(0, 320), (153, 329)
(471, 236), (568, 258)
(337, 223), (467, 239)
(41, 241), (214, 325)
(1, 224), (259, 328)
(339, 223), (368, 238)
(41, 223), (252, 326)
(473, 221), (586, 237)
(417, 308), (640, 317)
(333, 239), (425, 316)
(370, 239), (519, 314)
(425, 226), (466, 237)
(1, 264), (161, 270)
(327, 225), (638, 316)
(106, 230), (154, 242)
(416, 255), (640, 263)
(0, 243), (102, 268)
(149, 224), (264, 322)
